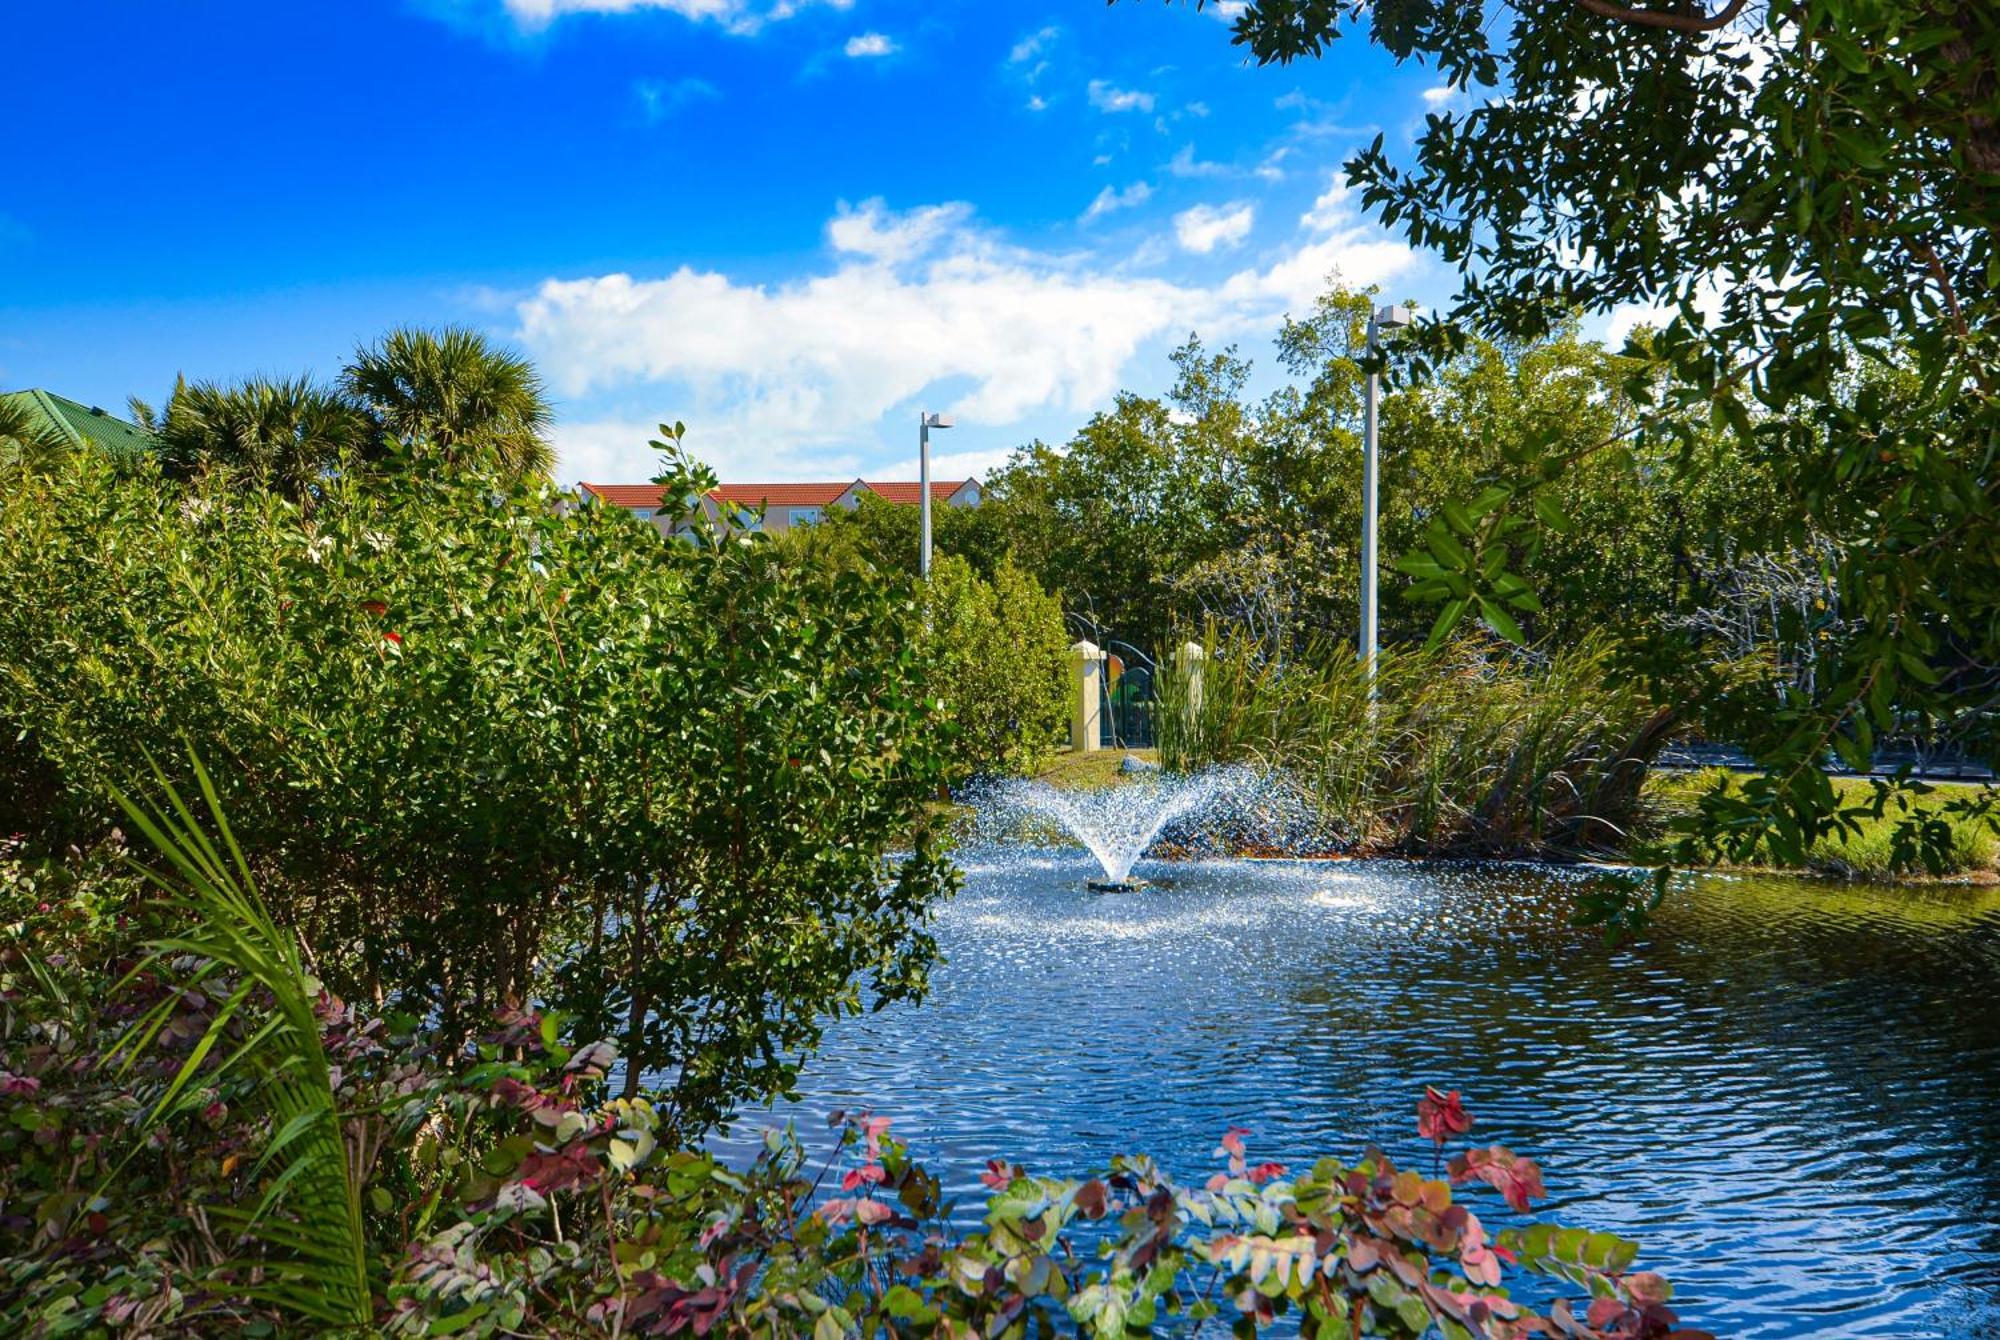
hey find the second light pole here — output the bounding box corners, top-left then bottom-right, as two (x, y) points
(1360, 304), (1412, 695)
(919, 410), (953, 579)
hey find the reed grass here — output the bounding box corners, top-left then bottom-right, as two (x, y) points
(1158, 628), (1670, 859)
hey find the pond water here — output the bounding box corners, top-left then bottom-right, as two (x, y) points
(722, 852), (2000, 1338)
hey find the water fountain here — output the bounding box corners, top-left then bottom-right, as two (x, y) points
(981, 764), (1252, 890)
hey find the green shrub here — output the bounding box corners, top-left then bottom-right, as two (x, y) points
(0, 446), (955, 1137)
(921, 553), (1070, 778)
(1160, 629), (1673, 857)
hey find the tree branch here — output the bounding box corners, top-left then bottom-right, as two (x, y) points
(1573, 0), (1748, 34)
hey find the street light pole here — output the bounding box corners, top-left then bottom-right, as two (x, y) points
(919, 411), (953, 579)
(1361, 304), (1411, 697)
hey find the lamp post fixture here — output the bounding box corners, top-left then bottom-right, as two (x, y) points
(919, 411), (953, 579)
(1361, 304), (1412, 696)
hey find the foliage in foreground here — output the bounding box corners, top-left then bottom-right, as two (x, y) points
(0, 443), (956, 1138)
(1, 832), (1704, 1339)
(1159, 631), (1673, 859)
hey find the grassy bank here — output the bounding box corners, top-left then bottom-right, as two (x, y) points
(1644, 769), (1999, 881)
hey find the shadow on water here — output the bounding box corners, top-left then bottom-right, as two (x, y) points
(716, 849), (2000, 1338)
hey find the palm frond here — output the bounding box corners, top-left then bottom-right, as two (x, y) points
(108, 750), (373, 1330)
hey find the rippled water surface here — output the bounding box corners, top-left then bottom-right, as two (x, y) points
(724, 852), (2000, 1337)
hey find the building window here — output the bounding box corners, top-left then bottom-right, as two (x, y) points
(789, 507), (823, 526)
(630, 508), (655, 520)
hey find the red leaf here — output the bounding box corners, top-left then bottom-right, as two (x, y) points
(1417, 1086), (1474, 1144)
(1448, 1145), (1546, 1213)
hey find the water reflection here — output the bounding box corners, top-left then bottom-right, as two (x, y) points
(718, 854), (2000, 1338)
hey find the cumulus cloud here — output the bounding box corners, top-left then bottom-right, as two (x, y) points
(1420, 84), (1458, 107)
(1080, 182), (1153, 223)
(827, 199), (971, 262)
(518, 196), (1420, 481)
(1174, 201), (1255, 253)
(843, 31), (895, 57)
(1230, 177), (1418, 310)
(1088, 80), (1155, 114)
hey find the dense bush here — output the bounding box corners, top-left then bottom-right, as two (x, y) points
(921, 553), (1070, 778)
(0, 824), (1702, 1339)
(776, 502), (1070, 779)
(0, 440), (955, 1135)
(1160, 631), (1675, 858)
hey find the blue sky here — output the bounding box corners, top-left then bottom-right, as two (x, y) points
(0, 0), (1472, 485)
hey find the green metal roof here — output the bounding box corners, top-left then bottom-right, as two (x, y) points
(0, 388), (157, 459)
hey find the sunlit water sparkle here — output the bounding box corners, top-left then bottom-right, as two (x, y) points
(717, 851), (2000, 1337)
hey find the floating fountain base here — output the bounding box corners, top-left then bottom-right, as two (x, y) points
(1088, 878), (1148, 893)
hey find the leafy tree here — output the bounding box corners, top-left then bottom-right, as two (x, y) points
(777, 489), (1015, 583)
(136, 373), (372, 506)
(922, 552), (1073, 777)
(982, 340), (1254, 652)
(1214, 0), (2000, 873)
(342, 325), (555, 479)
(776, 499), (1070, 779)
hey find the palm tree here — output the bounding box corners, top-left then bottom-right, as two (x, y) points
(341, 326), (554, 480)
(112, 753), (373, 1331)
(150, 374), (372, 506)
(0, 393), (75, 478)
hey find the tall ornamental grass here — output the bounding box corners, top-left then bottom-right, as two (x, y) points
(1159, 629), (1674, 858)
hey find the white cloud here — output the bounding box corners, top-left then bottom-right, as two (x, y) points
(1204, 0), (1246, 19)
(519, 197), (1420, 481)
(1009, 25), (1058, 65)
(1419, 84), (1458, 107)
(876, 445), (1019, 483)
(1167, 143), (1230, 178)
(633, 76), (719, 122)
(495, 0), (847, 35)
(1299, 177), (1356, 232)
(1005, 25), (1062, 109)
(827, 199), (971, 262)
(1088, 80), (1155, 114)
(843, 31), (895, 57)
(1604, 280), (1731, 347)
(1080, 182), (1153, 223)
(1174, 201), (1255, 253)
(1230, 176), (1418, 310)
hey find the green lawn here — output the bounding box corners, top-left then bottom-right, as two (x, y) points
(1033, 747), (1159, 791)
(1643, 768), (1999, 880)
